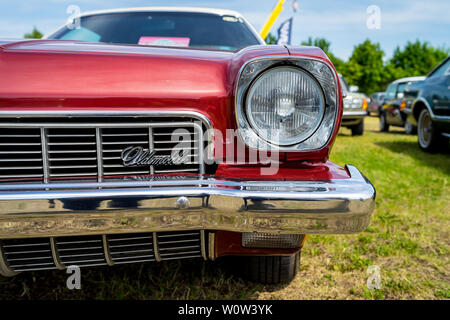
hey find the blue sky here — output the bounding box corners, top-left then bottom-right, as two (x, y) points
(0, 0), (448, 60)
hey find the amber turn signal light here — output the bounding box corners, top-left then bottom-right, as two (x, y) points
(400, 100), (407, 110)
(362, 97), (368, 110)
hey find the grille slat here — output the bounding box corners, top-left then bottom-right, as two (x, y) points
(4, 249), (51, 254)
(0, 128), (44, 181)
(0, 158), (42, 162)
(59, 253), (105, 258)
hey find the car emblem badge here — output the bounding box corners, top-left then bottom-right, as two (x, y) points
(121, 146), (173, 167)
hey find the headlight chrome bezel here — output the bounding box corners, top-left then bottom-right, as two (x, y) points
(235, 56), (339, 152)
(245, 65), (327, 146)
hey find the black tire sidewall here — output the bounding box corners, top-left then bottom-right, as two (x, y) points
(379, 113), (388, 131)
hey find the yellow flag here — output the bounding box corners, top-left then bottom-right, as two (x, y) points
(260, 0), (285, 40)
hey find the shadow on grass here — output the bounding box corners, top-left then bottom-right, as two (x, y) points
(338, 129), (406, 137)
(374, 140), (450, 176)
(0, 257), (288, 300)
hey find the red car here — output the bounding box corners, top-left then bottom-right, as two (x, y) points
(0, 8), (375, 284)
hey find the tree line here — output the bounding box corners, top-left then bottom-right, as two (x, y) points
(267, 34), (448, 95)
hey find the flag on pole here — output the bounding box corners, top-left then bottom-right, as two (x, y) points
(260, 0), (286, 40)
(293, 0), (298, 12)
(277, 17), (293, 45)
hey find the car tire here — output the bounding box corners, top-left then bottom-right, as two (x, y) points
(351, 119), (364, 136)
(417, 108), (445, 152)
(404, 121), (417, 135)
(241, 252), (300, 284)
(379, 113), (389, 132)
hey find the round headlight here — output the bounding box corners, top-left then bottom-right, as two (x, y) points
(245, 66), (325, 146)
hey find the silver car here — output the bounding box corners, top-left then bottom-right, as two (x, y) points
(339, 74), (368, 136)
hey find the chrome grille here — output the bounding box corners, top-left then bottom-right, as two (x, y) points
(0, 117), (204, 183)
(157, 232), (203, 261)
(56, 235), (107, 267)
(0, 231), (204, 273)
(47, 128), (98, 180)
(107, 233), (155, 265)
(0, 128), (44, 181)
(102, 127), (151, 176)
(0, 238), (56, 272)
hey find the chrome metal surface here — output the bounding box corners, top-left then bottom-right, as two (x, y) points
(50, 237), (65, 270)
(342, 111), (368, 117)
(152, 232), (161, 262)
(176, 196), (190, 209)
(0, 242), (18, 276)
(200, 230), (207, 261)
(0, 165), (375, 237)
(0, 230), (203, 276)
(234, 55), (339, 152)
(208, 233), (215, 261)
(102, 234), (114, 266)
(0, 113), (207, 183)
(0, 238), (57, 272)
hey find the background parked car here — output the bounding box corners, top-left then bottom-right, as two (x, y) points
(367, 92), (385, 116)
(339, 74), (368, 136)
(379, 76), (426, 134)
(404, 56), (450, 152)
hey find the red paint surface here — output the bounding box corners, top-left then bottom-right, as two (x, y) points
(0, 40), (346, 179)
(214, 231), (302, 258)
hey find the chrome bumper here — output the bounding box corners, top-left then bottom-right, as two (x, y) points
(0, 165), (375, 238)
(342, 110), (368, 118)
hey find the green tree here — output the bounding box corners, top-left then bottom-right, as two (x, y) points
(265, 33), (277, 45)
(343, 39), (385, 94)
(387, 40), (449, 78)
(24, 27), (43, 39)
(301, 37), (345, 72)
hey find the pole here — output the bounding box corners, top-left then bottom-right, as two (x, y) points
(260, 0), (285, 40)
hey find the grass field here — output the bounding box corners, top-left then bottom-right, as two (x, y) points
(0, 116), (449, 300)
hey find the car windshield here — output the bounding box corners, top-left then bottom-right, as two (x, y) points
(339, 75), (350, 93)
(397, 83), (408, 93)
(48, 11), (261, 51)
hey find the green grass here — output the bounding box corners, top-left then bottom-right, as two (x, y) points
(0, 117), (449, 300)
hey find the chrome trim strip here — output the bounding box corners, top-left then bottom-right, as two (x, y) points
(102, 235), (114, 266)
(0, 165), (375, 237)
(50, 237), (65, 270)
(0, 122), (202, 128)
(152, 233), (161, 262)
(200, 230), (207, 261)
(433, 115), (450, 122)
(95, 128), (103, 183)
(0, 110), (212, 123)
(342, 111), (368, 117)
(194, 123), (205, 175)
(40, 128), (50, 183)
(148, 127), (155, 175)
(0, 242), (18, 277)
(208, 233), (215, 261)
